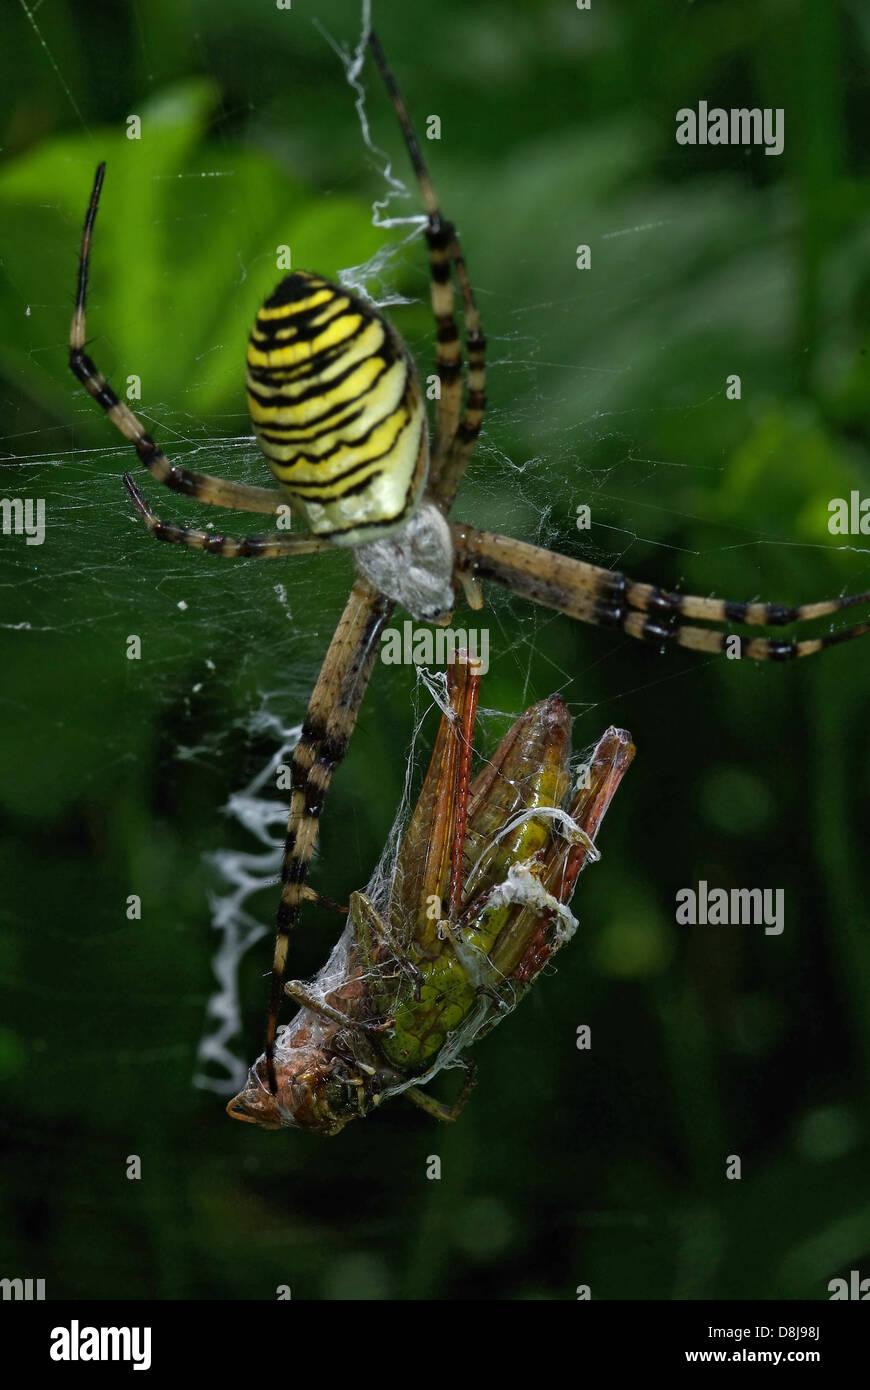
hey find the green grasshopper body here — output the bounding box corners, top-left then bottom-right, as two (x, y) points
(228, 659), (634, 1134)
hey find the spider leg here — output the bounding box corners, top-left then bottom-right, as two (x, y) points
(123, 474), (330, 558)
(300, 886), (349, 915)
(367, 33), (486, 508)
(70, 163), (285, 515)
(434, 236), (486, 511)
(367, 32), (461, 479)
(452, 523), (870, 660)
(264, 579), (395, 1092)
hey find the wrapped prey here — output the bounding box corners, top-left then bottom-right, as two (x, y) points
(228, 656), (634, 1134)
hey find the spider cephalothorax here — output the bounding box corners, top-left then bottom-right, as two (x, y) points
(68, 30), (870, 1104)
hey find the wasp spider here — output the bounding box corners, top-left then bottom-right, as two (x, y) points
(70, 32), (870, 1094)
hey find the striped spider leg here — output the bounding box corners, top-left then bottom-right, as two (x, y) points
(449, 526), (870, 662)
(69, 32), (870, 1100)
(226, 654), (635, 1133)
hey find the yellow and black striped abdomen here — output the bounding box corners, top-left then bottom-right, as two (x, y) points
(246, 271), (428, 545)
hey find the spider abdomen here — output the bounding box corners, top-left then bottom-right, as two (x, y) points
(246, 271), (428, 545)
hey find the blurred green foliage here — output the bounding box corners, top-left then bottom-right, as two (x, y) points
(1, 0), (869, 1300)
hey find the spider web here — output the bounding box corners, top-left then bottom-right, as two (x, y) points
(191, 0), (638, 1094)
(4, 0), (869, 1108)
(193, 0), (580, 1095)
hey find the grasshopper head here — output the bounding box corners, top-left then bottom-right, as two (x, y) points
(226, 1039), (361, 1137)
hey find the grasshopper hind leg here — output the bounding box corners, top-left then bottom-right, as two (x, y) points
(405, 1058), (478, 1122)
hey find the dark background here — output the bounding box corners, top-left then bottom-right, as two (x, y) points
(1, 0), (869, 1300)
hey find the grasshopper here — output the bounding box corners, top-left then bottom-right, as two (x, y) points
(227, 657), (634, 1134)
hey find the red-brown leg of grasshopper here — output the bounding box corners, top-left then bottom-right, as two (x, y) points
(389, 652), (484, 956)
